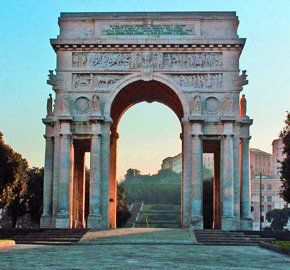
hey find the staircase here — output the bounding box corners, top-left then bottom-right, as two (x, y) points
(124, 202), (144, 228)
(0, 229), (89, 245)
(194, 230), (275, 246)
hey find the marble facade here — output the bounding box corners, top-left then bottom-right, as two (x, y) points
(41, 12), (253, 230)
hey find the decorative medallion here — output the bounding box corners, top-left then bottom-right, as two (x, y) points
(203, 97), (220, 114)
(74, 97), (91, 114)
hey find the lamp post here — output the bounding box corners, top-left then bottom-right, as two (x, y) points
(259, 172), (263, 231)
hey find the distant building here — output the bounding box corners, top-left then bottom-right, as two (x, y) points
(161, 154), (182, 174)
(250, 148), (273, 179)
(203, 153), (214, 171)
(160, 153), (213, 174)
(272, 138), (285, 178)
(251, 178), (288, 230)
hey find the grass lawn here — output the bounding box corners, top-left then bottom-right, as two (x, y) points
(268, 241), (290, 248)
(136, 204), (181, 228)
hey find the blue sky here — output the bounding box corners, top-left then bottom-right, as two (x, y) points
(0, 0), (289, 178)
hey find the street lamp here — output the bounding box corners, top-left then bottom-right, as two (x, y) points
(259, 172), (263, 231)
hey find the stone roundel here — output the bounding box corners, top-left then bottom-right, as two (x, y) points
(74, 97), (91, 114)
(204, 97), (220, 114)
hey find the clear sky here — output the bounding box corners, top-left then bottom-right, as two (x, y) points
(0, 0), (289, 179)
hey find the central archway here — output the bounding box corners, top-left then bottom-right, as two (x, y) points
(107, 79), (188, 228)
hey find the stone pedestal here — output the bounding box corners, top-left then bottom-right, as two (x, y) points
(221, 216), (236, 230)
(40, 216), (52, 228)
(240, 218), (253, 230)
(56, 215), (70, 228)
(190, 216), (204, 230)
(87, 214), (102, 228)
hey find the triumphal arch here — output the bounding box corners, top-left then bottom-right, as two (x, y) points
(41, 12), (253, 230)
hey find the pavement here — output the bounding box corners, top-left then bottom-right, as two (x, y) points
(0, 229), (289, 269)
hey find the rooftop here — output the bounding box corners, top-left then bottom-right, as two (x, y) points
(59, 11), (238, 21)
(250, 148), (272, 156)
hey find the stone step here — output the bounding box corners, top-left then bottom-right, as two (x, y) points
(16, 241), (76, 245)
(0, 229), (88, 245)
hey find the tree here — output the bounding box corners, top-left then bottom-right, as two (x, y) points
(25, 167), (44, 224)
(279, 112), (290, 203)
(116, 185), (131, 227)
(124, 168), (141, 180)
(266, 208), (290, 231)
(0, 132), (29, 227)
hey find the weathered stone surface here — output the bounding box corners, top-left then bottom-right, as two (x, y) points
(41, 12), (253, 230)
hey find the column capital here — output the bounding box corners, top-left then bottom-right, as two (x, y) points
(191, 134), (203, 139)
(241, 136), (251, 140)
(60, 133), (71, 138)
(91, 133), (102, 138)
(223, 134), (234, 139)
(43, 135), (54, 140)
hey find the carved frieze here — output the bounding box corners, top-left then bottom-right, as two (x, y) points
(170, 73), (223, 90)
(163, 53), (222, 69)
(72, 52), (222, 70)
(72, 53), (131, 69)
(72, 74), (124, 90)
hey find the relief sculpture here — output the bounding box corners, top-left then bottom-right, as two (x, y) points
(170, 73), (223, 90)
(72, 53), (131, 69)
(72, 52), (222, 70)
(73, 74), (124, 90)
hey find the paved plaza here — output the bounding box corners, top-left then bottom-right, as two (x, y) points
(0, 229), (289, 269)
(0, 243), (289, 269)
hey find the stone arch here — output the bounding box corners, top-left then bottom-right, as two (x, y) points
(104, 73), (190, 123)
(106, 75), (188, 228)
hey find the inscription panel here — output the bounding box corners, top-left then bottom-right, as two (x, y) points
(100, 23), (195, 38)
(72, 52), (222, 70)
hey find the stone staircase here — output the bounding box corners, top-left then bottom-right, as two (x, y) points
(0, 229), (89, 245)
(194, 230), (275, 246)
(124, 202), (144, 228)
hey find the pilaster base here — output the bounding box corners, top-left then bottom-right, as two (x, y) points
(55, 215), (70, 228)
(190, 216), (204, 229)
(87, 214), (102, 229)
(240, 218), (253, 230)
(40, 215), (52, 228)
(221, 216), (236, 230)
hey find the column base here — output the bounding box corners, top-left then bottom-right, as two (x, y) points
(221, 216), (236, 230)
(240, 218), (253, 230)
(40, 215), (52, 228)
(190, 216), (204, 229)
(87, 214), (102, 229)
(55, 215), (71, 228)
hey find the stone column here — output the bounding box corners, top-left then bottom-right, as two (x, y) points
(72, 149), (86, 228)
(221, 135), (235, 229)
(233, 133), (241, 229)
(56, 131), (72, 228)
(101, 122), (111, 228)
(240, 136), (252, 229)
(182, 121), (192, 228)
(190, 134), (203, 229)
(40, 135), (54, 228)
(52, 132), (60, 222)
(87, 134), (102, 228)
(109, 132), (118, 228)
